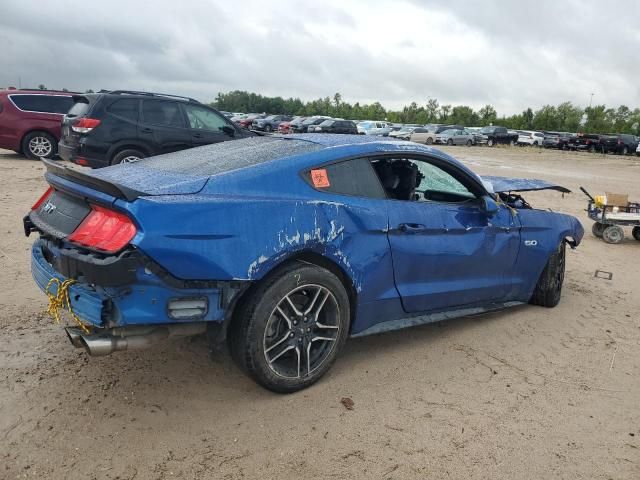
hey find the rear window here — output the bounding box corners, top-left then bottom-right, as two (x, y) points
(67, 98), (90, 117)
(304, 158), (386, 199)
(126, 137), (323, 176)
(107, 99), (140, 122)
(10, 94), (73, 114)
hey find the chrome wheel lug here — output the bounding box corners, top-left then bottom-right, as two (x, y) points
(289, 333), (294, 338)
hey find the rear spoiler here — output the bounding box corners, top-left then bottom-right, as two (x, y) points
(41, 158), (142, 201)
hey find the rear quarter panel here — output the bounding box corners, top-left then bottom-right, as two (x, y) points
(126, 165), (395, 308)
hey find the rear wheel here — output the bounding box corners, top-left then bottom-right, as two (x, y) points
(633, 226), (640, 241)
(602, 225), (624, 244)
(111, 149), (145, 165)
(447, 139), (453, 146)
(622, 146), (629, 155)
(487, 138), (495, 147)
(509, 139), (515, 147)
(530, 242), (565, 308)
(22, 131), (57, 159)
(466, 139), (472, 146)
(592, 222), (605, 238)
(229, 263), (350, 393)
(264, 124), (273, 133)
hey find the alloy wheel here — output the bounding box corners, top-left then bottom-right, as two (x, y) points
(263, 284), (341, 379)
(29, 136), (52, 157)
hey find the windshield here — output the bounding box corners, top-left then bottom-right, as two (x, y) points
(319, 120), (334, 127)
(302, 117), (318, 125)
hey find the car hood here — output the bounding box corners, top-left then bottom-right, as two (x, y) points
(482, 176), (571, 194)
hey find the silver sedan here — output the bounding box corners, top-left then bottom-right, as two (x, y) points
(434, 129), (475, 146)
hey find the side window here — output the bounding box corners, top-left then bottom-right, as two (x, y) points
(183, 104), (229, 131)
(304, 158), (386, 199)
(107, 99), (139, 122)
(142, 100), (185, 128)
(371, 158), (476, 203)
(10, 95), (73, 114)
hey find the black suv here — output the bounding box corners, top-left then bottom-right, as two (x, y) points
(58, 90), (251, 167)
(307, 119), (358, 134)
(600, 134), (639, 155)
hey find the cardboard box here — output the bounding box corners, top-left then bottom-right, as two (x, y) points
(605, 192), (629, 210)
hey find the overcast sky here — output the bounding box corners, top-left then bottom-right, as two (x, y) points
(1, 0), (639, 115)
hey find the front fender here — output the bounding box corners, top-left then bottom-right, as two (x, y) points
(511, 210), (583, 300)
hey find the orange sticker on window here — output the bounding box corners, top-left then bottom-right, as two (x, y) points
(311, 169), (330, 188)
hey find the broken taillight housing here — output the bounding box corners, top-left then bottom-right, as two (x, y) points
(31, 186), (53, 210)
(68, 205), (136, 253)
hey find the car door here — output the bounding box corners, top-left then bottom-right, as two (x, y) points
(139, 99), (192, 155)
(378, 156), (521, 313)
(181, 103), (235, 147)
(453, 130), (464, 145)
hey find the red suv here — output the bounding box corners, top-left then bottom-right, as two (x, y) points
(0, 89), (74, 159)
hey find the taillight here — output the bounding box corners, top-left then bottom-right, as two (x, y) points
(32, 186), (53, 210)
(71, 118), (101, 133)
(68, 205), (136, 253)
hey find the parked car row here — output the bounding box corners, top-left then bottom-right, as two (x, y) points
(3, 88), (640, 168)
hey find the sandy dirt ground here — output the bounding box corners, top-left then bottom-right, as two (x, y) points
(1, 146), (639, 479)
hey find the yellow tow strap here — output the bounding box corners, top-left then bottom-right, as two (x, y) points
(44, 278), (91, 334)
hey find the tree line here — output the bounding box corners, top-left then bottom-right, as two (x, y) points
(212, 90), (640, 135)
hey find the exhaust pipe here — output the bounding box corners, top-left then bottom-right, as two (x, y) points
(65, 323), (206, 357)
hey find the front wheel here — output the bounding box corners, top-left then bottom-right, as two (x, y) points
(229, 263), (350, 393)
(602, 225), (624, 244)
(622, 146), (629, 155)
(509, 139), (515, 147)
(530, 242), (565, 308)
(633, 226), (640, 241)
(264, 125), (273, 132)
(487, 138), (495, 147)
(22, 131), (57, 159)
(447, 139), (453, 146)
(426, 137), (433, 145)
(466, 139), (472, 146)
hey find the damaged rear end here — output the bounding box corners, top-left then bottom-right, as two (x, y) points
(24, 159), (246, 356)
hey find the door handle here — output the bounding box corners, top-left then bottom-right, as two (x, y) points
(192, 133), (203, 139)
(140, 127), (153, 134)
(398, 223), (427, 233)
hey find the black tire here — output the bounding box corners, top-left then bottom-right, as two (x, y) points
(592, 222), (605, 238)
(633, 226), (640, 241)
(530, 242), (566, 308)
(111, 149), (145, 165)
(533, 141), (539, 147)
(509, 139), (515, 147)
(447, 139), (453, 146)
(487, 138), (495, 147)
(602, 225), (624, 244)
(228, 263), (350, 393)
(466, 139), (472, 146)
(622, 146), (629, 155)
(22, 131), (57, 160)
(426, 137), (433, 145)
(264, 124), (273, 133)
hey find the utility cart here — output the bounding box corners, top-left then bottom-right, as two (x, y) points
(581, 187), (640, 244)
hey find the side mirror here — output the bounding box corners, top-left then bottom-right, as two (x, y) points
(482, 195), (499, 216)
(221, 125), (235, 137)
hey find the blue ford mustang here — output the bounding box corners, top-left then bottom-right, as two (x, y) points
(25, 134), (583, 392)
